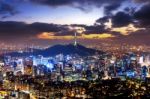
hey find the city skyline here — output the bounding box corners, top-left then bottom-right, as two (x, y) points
(0, 0), (150, 46)
(1, 1), (150, 98)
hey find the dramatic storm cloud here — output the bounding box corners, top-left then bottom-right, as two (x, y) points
(96, 0), (150, 28)
(0, 21), (66, 40)
(83, 25), (109, 34)
(29, 0), (124, 11)
(104, 3), (121, 15)
(111, 12), (133, 27)
(134, 3), (150, 27)
(0, 1), (18, 19)
(0, 21), (110, 41)
(0, 0), (150, 46)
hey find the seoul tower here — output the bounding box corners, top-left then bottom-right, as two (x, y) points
(74, 32), (77, 46)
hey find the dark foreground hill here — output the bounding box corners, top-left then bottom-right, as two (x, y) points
(7, 44), (104, 57)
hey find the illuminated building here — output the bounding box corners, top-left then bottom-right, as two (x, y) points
(14, 59), (24, 75)
(24, 65), (32, 75)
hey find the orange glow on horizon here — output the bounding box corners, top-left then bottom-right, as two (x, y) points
(37, 32), (114, 40)
(112, 24), (144, 35)
(37, 23), (142, 40)
(37, 32), (74, 40)
(81, 33), (114, 39)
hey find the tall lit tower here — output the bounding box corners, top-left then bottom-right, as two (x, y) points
(74, 32), (77, 46)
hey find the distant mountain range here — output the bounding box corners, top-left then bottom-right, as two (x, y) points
(7, 44), (104, 57)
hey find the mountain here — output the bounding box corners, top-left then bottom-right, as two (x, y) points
(36, 44), (103, 56)
(7, 44), (104, 57)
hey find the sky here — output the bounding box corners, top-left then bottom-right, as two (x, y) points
(0, 0), (150, 47)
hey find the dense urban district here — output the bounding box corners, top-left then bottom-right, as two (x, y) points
(0, 44), (150, 99)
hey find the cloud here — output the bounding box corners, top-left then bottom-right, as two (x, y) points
(95, 1), (150, 29)
(0, 20), (149, 45)
(104, 3), (121, 15)
(133, 0), (150, 3)
(111, 12), (133, 27)
(0, 21), (110, 42)
(29, 0), (125, 12)
(96, 11), (133, 28)
(29, 22), (67, 33)
(96, 16), (110, 26)
(0, 1), (18, 19)
(0, 21), (66, 40)
(134, 3), (150, 27)
(83, 25), (109, 34)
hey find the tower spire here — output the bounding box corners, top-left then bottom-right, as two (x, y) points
(74, 32), (77, 46)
